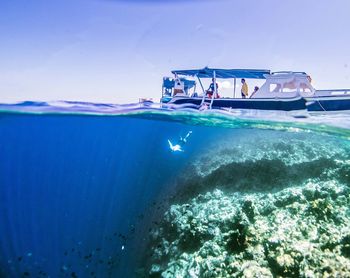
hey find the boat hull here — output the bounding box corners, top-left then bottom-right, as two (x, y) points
(168, 97), (306, 111)
(306, 96), (350, 112)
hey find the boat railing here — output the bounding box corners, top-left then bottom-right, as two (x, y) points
(271, 71), (307, 75)
(314, 89), (350, 97)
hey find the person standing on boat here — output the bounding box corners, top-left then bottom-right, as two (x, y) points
(207, 78), (219, 98)
(241, 79), (248, 98)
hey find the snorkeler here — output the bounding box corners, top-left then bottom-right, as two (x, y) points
(168, 140), (184, 152)
(168, 131), (192, 152)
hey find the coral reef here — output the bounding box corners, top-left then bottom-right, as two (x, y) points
(146, 181), (350, 277)
(142, 131), (350, 277)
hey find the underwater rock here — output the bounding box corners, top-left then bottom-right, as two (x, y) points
(145, 180), (350, 277)
(171, 132), (350, 204)
(192, 133), (350, 177)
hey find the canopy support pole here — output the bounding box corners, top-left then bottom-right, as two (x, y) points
(160, 77), (166, 107)
(197, 76), (206, 105)
(210, 71), (216, 109)
(234, 78), (236, 98)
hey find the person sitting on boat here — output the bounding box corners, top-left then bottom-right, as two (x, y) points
(241, 79), (248, 98)
(173, 76), (185, 95)
(300, 75), (313, 94)
(307, 75), (312, 83)
(206, 78), (219, 98)
(250, 86), (259, 98)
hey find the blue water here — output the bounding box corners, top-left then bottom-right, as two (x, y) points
(0, 101), (350, 277)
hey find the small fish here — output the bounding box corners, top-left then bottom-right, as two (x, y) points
(62, 265), (68, 271)
(118, 233), (126, 240)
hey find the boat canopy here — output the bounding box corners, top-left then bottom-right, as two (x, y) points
(172, 67), (270, 79)
(162, 77), (196, 90)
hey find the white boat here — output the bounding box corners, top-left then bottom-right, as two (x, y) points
(160, 67), (350, 113)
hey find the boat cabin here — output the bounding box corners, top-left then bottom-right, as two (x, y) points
(254, 71), (315, 98)
(161, 77), (196, 103)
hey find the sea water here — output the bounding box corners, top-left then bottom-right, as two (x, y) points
(0, 102), (350, 277)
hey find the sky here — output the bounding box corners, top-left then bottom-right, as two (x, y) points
(1, 0), (350, 103)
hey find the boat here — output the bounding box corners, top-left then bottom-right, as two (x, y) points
(160, 67), (350, 113)
(161, 67), (307, 111)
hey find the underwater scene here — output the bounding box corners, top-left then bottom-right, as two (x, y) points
(1, 102), (350, 277)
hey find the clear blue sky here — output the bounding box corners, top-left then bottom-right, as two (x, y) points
(1, 0), (350, 103)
